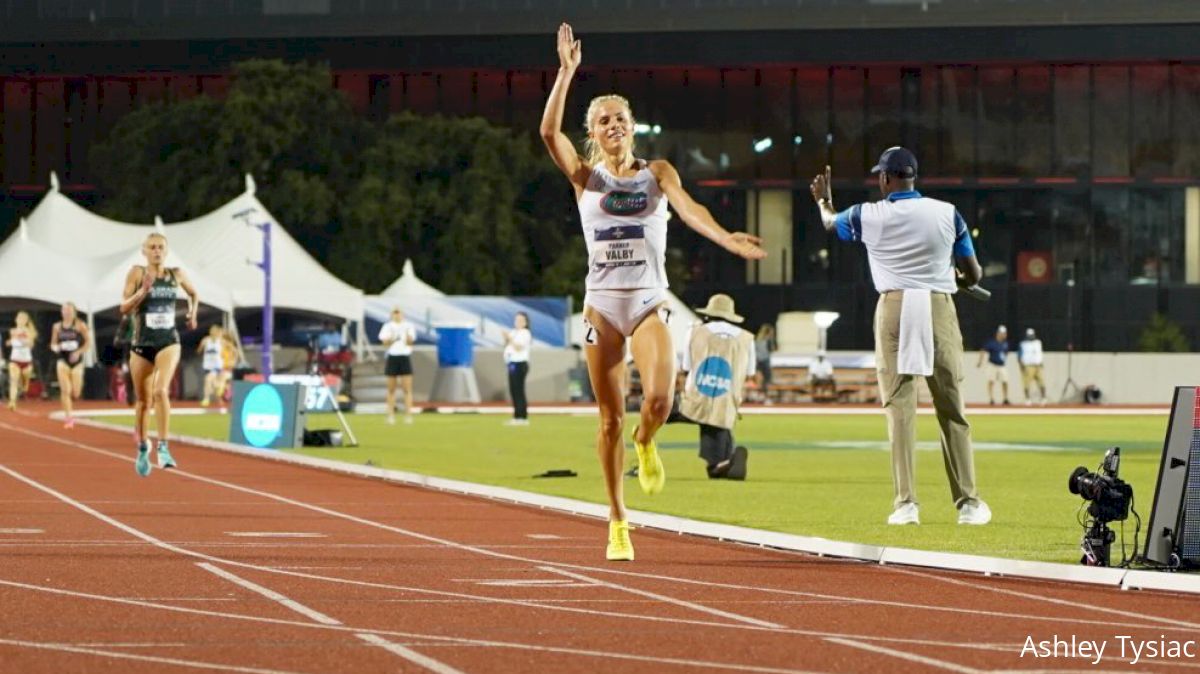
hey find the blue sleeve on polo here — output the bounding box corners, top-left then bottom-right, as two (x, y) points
(952, 209), (975, 258)
(835, 204), (863, 242)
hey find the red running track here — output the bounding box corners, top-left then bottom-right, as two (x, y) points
(1, 403), (1198, 674)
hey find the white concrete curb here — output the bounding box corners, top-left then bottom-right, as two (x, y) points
(72, 415), (1196, 595)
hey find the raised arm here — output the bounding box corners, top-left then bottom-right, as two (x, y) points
(809, 165), (839, 233)
(539, 23), (590, 195)
(650, 160), (766, 260)
(174, 268), (199, 330)
(119, 266), (151, 316)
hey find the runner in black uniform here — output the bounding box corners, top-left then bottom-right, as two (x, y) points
(120, 232), (198, 477)
(50, 302), (91, 429)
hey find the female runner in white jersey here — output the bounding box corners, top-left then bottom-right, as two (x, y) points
(541, 23), (766, 561)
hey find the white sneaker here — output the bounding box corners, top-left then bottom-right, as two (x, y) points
(887, 503), (919, 525)
(386, 415), (396, 425)
(958, 501), (992, 525)
(404, 415), (414, 425)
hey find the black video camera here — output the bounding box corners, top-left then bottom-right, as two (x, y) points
(1068, 447), (1133, 523)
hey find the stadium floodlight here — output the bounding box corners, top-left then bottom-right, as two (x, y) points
(753, 137), (773, 153)
(813, 311), (839, 352)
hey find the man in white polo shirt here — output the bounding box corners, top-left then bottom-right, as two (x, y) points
(809, 147), (991, 526)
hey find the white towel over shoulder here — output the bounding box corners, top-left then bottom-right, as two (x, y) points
(898, 289), (934, 376)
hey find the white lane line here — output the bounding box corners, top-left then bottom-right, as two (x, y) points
(5, 422), (1195, 635)
(196, 563), (341, 625)
(0, 578), (828, 674)
(0, 462), (785, 633)
(882, 565), (1200, 630)
(525, 534), (562, 540)
(0, 528), (44, 534)
(70, 642), (189, 647)
(539, 566), (785, 629)
(357, 633), (468, 674)
(225, 532), (326, 538)
(0, 638), (305, 674)
(198, 563), (467, 674)
(824, 637), (983, 674)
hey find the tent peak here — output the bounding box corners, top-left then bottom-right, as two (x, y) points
(154, 215), (165, 232)
(402, 259), (415, 275)
(245, 174), (257, 195)
(18, 218), (28, 241)
(49, 171), (60, 193)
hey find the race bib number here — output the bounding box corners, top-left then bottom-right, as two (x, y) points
(146, 311), (175, 330)
(59, 340), (79, 352)
(592, 225), (647, 270)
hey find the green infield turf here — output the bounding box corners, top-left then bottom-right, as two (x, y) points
(108, 410), (1168, 564)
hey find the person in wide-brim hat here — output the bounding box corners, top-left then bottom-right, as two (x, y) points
(695, 293), (743, 324)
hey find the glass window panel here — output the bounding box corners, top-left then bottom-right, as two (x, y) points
(654, 68), (723, 179)
(916, 67), (940, 174)
(1091, 188), (1129, 285)
(475, 70), (508, 125)
(98, 78), (134, 137)
(1132, 66), (1172, 178)
(402, 73), (438, 115)
(4, 80), (33, 185)
(64, 79), (95, 182)
(1128, 188), (1185, 283)
(756, 68), (793, 180)
(508, 70), (547, 140)
(1053, 66), (1090, 176)
(437, 70), (473, 117)
(686, 68), (724, 179)
(167, 75), (199, 101)
(830, 67), (865, 177)
(1093, 66), (1130, 177)
(338, 71), (369, 113)
(938, 66), (974, 176)
(898, 67), (922, 156)
(368, 75), (391, 123)
(135, 77), (167, 105)
(1015, 67), (1052, 177)
(33, 79), (66, 181)
(794, 68), (829, 179)
(865, 67), (901, 163)
(977, 67), (1014, 176)
(720, 69), (755, 180)
(198, 75), (228, 99)
(1173, 64), (1200, 177)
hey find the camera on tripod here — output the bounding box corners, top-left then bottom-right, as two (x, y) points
(1068, 447), (1134, 566)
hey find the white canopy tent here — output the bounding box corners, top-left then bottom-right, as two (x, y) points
(381, 259), (445, 298)
(21, 173), (368, 358)
(0, 219), (94, 309)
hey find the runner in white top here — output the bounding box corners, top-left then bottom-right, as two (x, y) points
(540, 23), (766, 562)
(379, 308), (417, 425)
(503, 312), (533, 425)
(6, 310), (38, 411)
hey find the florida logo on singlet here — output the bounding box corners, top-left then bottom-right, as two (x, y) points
(601, 190), (649, 216)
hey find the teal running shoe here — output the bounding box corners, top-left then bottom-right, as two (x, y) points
(135, 441), (152, 477)
(157, 441), (177, 469)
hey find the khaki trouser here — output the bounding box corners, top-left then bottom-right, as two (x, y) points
(875, 291), (979, 509)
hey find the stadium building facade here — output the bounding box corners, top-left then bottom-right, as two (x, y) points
(1, 0), (1198, 349)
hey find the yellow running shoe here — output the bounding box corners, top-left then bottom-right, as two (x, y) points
(606, 520), (634, 561)
(632, 426), (665, 495)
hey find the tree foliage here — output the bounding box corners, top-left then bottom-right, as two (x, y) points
(1137, 312), (1191, 353)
